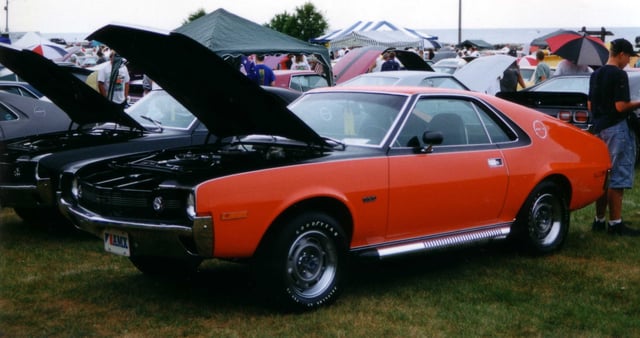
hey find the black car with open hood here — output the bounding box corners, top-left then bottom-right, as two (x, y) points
(87, 24), (326, 147)
(0, 39), (300, 225)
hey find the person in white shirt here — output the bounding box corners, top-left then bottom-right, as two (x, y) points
(97, 52), (130, 107)
(553, 58), (592, 76)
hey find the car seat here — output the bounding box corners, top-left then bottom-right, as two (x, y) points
(428, 113), (466, 145)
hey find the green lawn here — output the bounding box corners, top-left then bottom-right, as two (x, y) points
(1, 181), (640, 337)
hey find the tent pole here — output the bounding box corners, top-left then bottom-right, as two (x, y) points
(457, 0), (462, 46)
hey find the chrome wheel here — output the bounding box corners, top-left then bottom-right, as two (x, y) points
(514, 181), (569, 255)
(255, 212), (347, 311)
(529, 192), (563, 246)
(286, 230), (338, 299)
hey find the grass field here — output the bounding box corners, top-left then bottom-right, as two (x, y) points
(2, 182), (640, 337)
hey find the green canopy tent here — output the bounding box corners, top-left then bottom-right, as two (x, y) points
(174, 8), (333, 85)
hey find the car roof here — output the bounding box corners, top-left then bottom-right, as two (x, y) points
(307, 84), (469, 96)
(347, 70), (452, 78)
(338, 70), (470, 90)
(273, 69), (318, 76)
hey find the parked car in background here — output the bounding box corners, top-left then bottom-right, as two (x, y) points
(0, 91), (71, 142)
(519, 65), (556, 88)
(338, 70), (469, 90)
(0, 43), (300, 225)
(431, 58), (468, 74)
(0, 80), (44, 99)
(332, 46), (433, 84)
(273, 69), (329, 92)
(61, 24), (610, 312)
(498, 71), (640, 130)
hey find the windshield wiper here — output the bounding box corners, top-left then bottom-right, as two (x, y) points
(139, 115), (164, 132)
(321, 136), (346, 151)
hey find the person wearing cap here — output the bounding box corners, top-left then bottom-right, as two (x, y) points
(588, 38), (640, 236)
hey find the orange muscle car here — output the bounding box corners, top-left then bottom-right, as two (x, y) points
(60, 25), (610, 312)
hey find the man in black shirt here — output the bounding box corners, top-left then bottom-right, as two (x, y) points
(589, 38), (640, 236)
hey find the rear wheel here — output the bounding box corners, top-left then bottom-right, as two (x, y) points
(513, 181), (569, 255)
(254, 212), (348, 312)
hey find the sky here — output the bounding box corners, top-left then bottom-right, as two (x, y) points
(5, 0), (639, 35)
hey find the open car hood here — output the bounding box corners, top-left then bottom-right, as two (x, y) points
(454, 55), (517, 93)
(88, 24), (326, 146)
(393, 49), (434, 72)
(0, 43), (142, 129)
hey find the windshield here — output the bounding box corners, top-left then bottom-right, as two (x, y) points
(342, 76), (400, 86)
(289, 92), (407, 146)
(532, 76), (590, 93)
(126, 90), (196, 129)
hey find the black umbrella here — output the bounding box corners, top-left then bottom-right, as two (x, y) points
(546, 33), (609, 66)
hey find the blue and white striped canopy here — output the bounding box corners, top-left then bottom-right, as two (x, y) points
(310, 20), (440, 49)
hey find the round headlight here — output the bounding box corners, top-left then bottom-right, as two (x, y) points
(186, 193), (196, 218)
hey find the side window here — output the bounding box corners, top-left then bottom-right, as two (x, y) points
(0, 86), (38, 99)
(0, 103), (18, 121)
(477, 109), (513, 143)
(290, 75), (328, 92)
(0, 86), (22, 96)
(394, 97), (512, 147)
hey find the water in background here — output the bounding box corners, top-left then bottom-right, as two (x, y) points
(423, 27), (639, 48)
(44, 26), (639, 50)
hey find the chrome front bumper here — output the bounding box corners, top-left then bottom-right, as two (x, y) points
(58, 194), (214, 258)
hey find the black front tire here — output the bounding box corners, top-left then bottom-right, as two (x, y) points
(513, 181), (569, 255)
(254, 212), (348, 312)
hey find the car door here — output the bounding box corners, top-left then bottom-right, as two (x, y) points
(386, 96), (511, 241)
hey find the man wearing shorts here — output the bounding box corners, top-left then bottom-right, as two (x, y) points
(589, 38), (640, 236)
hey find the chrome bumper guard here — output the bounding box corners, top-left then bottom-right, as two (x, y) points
(58, 194), (214, 258)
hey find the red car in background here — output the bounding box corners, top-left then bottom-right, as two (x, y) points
(332, 46), (434, 84)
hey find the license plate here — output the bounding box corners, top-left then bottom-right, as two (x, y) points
(103, 230), (131, 257)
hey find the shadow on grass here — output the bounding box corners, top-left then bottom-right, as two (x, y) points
(65, 240), (525, 315)
(0, 207), (95, 243)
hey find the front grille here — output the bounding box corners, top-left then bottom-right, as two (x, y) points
(78, 181), (188, 223)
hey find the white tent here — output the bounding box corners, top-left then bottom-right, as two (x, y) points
(330, 31), (425, 50)
(12, 31), (46, 48)
(311, 20), (440, 49)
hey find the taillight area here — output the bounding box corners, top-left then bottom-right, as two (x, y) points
(573, 110), (589, 123)
(556, 110), (589, 124)
(557, 111), (572, 122)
